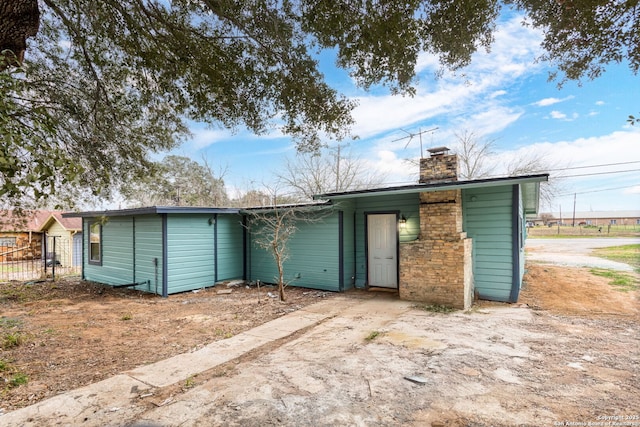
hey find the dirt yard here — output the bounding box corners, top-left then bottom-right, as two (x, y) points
(1, 264), (639, 426)
(0, 279), (333, 412)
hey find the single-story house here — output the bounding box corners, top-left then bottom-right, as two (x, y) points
(0, 211), (82, 266)
(38, 212), (83, 267)
(65, 148), (548, 308)
(0, 211), (51, 263)
(64, 208), (244, 296)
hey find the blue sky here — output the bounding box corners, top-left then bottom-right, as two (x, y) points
(169, 13), (640, 213)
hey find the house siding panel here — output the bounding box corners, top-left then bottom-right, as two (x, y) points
(463, 186), (514, 302)
(83, 217), (135, 285)
(216, 214), (244, 281)
(248, 212), (340, 291)
(341, 205), (356, 290)
(133, 215), (163, 294)
(166, 214), (215, 293)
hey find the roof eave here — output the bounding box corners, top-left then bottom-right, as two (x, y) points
(63, 206), (242, 218)
(314, 174), (549, 200)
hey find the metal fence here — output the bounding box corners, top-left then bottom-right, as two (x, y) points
(0, 235), (81, 282)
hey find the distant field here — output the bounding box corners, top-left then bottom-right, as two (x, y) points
(528, 224), (640, 238)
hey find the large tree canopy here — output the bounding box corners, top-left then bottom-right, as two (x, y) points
(120, 155), (228, 207)
(1, 0), (638, 208)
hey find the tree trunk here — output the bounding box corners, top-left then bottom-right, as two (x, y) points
(0, 0), (40, 69)
(275, 251), (286, 302)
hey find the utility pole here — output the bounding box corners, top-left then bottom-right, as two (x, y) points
(558, 205), (562, 235)
(572, 193), (576, 227)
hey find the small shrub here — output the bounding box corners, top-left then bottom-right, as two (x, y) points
(184, 375), (196, 388)
(120, 313), (133, 321)
(2, 333), (24, 349)
(416, 304), (456, 313)
(365, 330), (381, 341)
(9, 373), (28, 388)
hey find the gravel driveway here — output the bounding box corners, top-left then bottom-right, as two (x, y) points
(525, 237), (640, 271)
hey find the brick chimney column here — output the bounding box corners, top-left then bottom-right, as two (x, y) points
(419, 153), (459, 183)
(399, 148), (473, 309)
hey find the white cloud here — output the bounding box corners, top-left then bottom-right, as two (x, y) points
(595, 100), (605, 106)
(453, 106), (523, 136)
(624, 185), (640, 195)
(506, 129), (640, 168)
(350, 15), (543, 141)
(188, 128), (232, 150)
(549, 111), (578, 121)
(550, 110), (567, 120)
(533, 95), (574, 107)
(362, 150), (418, 185)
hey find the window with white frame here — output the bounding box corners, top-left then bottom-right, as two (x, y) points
(89, 222), (102, 265)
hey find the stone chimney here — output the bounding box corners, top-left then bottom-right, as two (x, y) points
(419, 147), (459, 183)
(399, 146), (473, 309)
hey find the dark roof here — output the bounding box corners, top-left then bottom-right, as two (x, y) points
(240, 200), (331, 213)
(313, 174), (549, 199)
(63, 206), (241, 218)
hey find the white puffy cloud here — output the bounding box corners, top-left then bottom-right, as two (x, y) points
(533, 95), (574, 107)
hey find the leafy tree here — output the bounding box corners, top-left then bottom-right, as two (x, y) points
(276, 146), (387, 200)
(230, 188), (298, 208)
(121, 155), (228, 207)
(2, 0), (638, 209)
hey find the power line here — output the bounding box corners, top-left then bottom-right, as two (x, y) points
(541, 160), (640, 173)
(559, 168), (640, 178)
(557, 183), (640, 197)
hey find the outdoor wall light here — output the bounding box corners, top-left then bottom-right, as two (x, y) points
(399, 215), (407, 229)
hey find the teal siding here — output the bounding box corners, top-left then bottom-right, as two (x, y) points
(83, 215), (164, 294)
(166, 214), (216, 293)
(82, 213), (243, 296)
(248, 211), (341, 291)
(216, 214), (244, 281)
(353, 193), (419, 287)
(133, 216), (163, 294)
(83, 216), (136, 286)
(463, 185), (514, 302)
(341, 205), (356, 290)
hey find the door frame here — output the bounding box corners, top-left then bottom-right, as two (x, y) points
(364, 210), (400, 289)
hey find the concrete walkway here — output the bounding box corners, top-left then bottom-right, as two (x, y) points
(0, 294), (413, 426)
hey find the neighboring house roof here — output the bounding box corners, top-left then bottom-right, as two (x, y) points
(63, 206), (242, 218)
(313, 174), (549, 215)
(0, 210), (55, 232)
(38, 212), (82, 232)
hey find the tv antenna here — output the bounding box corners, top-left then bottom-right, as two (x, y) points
(393, 127), (438, 158)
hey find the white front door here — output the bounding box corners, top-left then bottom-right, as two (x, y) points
(367, 213), (398, 288)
